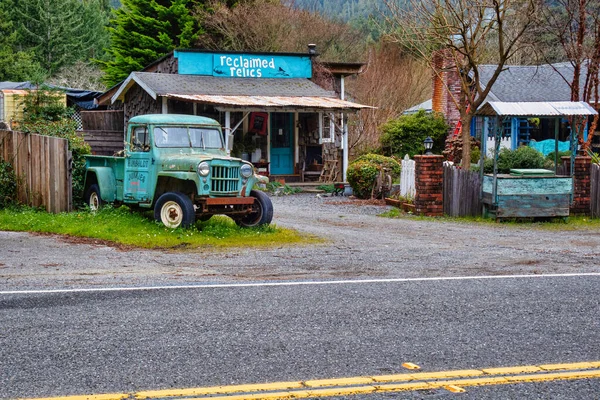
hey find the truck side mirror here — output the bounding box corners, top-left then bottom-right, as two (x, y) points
(227, 134), (235, 152)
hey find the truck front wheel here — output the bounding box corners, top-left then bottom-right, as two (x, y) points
(154, 192), (195, 229)
(235, 190), (273, 228)
(85, 184), (103, 211)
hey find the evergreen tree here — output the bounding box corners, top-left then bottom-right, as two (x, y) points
(101, 0), (203, 87)
(5, 0), (110, 77)
(0, 4), (45, 81)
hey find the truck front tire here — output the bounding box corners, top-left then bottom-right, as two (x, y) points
(85, 184), (103, 211)
(235, 190), (273, 228)
(154, 192), (195, 229)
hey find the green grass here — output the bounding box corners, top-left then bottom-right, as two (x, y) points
(378, 207), (600, 230)
(0, 206), (319, 249)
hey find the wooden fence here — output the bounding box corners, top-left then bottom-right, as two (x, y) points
(0, 130), (71, 213)
(80, 110), (124, 156)
(592, 164), (600, 218)
(400, 155), (415, 198)
(81, 130), (124, 156)
(443, 164), (482, 217)
(81, 110), (124, 131)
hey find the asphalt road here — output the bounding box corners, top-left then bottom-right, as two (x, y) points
(2, 194), (600, 399)
(2, 275), (600, 399)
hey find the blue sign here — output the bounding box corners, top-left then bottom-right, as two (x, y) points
(174, 51), (312, 79)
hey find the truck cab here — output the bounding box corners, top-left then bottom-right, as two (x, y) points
(84, 114), (272, 229)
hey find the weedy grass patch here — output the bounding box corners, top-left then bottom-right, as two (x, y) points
(0, 206), (318, 249)
(378, 208), (600, 230)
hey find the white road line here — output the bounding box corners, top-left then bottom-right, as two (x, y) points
(1, 273), (600, 295)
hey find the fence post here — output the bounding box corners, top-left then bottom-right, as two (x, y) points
(414, 155), (444, 216)
(569, 156), (592, 216)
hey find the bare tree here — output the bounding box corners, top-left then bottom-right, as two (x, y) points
(195, 0), (367, 62)
(536, 0), (600, 150)
(383, 0), (538, 167)
(346, 43), (431, 157)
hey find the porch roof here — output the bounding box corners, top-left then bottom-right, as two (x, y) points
(112, 72), (373, 112)
(476, 101), (598, 117)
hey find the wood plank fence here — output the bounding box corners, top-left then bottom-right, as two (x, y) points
(0, 130), (71, 213)
(592, 163), (600, 218)
(443, 164), (482, 217)
(81, 130), (124, 156)
(80, 110), (125, 156)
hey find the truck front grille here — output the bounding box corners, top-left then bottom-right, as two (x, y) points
(211, 165), (240, 194)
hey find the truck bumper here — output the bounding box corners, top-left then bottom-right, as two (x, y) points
(195, 197), (255, 215)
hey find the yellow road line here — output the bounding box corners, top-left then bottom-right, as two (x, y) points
(21, 361), (600, 400)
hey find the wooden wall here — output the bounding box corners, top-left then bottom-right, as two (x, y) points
(81, 110), (124, 131)
(0, 130), (71, 213)
(80, 110), (125, 156)
(124, 85), (161, 128)
(592, 163), (600, 218)
(82, 130), (124, 156)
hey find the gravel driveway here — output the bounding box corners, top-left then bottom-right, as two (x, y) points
(1, 193), (599, 291)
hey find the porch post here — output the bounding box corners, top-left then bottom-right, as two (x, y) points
(161, 97), (168, 114)
(294, 111), (299, 167)
(341, 76), (347, 182)
(225, 111), (231, 155)
(343, 113), (349, 182)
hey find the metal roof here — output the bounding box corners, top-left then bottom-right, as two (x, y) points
(167, 93), (373, 111)
(111, 72), (373, 112)
(476, 101), (598, 117)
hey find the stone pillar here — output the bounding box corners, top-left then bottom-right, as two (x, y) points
(414, 155), (444, 217)
(569, 156), (592, 216)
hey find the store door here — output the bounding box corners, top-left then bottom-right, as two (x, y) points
(270, 112), (294, 175)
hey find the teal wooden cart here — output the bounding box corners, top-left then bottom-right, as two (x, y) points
(482, 169), (572, 219)
(476, 101), (598, 220)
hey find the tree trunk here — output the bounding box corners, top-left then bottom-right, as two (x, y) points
(461, 117), (472, 169)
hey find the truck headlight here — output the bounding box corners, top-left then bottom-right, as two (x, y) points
(240, 163), (253, 178)
(197, 161), (210, 176)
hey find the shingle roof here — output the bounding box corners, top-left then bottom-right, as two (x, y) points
(116, 72), (336, 100)
(477, 62), (588, 102)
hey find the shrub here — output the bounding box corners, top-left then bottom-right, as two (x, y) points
(353, 153), (401, 177)
(0, 160), (18, 208)
(444, 135), (480, 164)
(347, 160), (380, 199)
(347, 154), (400, 199)
(380, 110), (448, 158)
(483, 146), (546, 173)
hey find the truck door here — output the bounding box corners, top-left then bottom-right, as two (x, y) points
(124, 125), (152, 203)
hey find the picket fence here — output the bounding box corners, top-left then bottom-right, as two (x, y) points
(485, 137), (511, 157)
(400, 155), (415, 198)
(0, 130), (71, 213)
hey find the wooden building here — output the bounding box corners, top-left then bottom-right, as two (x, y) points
(96, 48), (370, 182)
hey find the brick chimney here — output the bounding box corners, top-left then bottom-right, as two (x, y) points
(432, 49), (462, 135)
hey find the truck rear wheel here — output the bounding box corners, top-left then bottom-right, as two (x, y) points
(85, 184), (103, 211)
(235, 190), (273, 228)
(154, 192), (195, 229)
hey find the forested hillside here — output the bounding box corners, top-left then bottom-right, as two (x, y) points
(287, 0), (388, 21)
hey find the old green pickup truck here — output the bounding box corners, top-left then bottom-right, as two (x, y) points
(84, 114), (272, 229)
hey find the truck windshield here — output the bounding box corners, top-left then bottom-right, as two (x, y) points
(154, 126), (223, 149)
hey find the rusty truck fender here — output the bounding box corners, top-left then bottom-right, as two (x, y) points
(84, 167), (117, 203)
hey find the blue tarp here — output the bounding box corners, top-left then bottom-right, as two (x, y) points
(528, 139), (570, 156)
(0, 81), (102, 109)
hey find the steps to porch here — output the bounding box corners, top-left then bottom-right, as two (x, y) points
(270, 177), (326, 193)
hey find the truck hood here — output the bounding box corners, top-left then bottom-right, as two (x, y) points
(160, 154), (245, 172)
